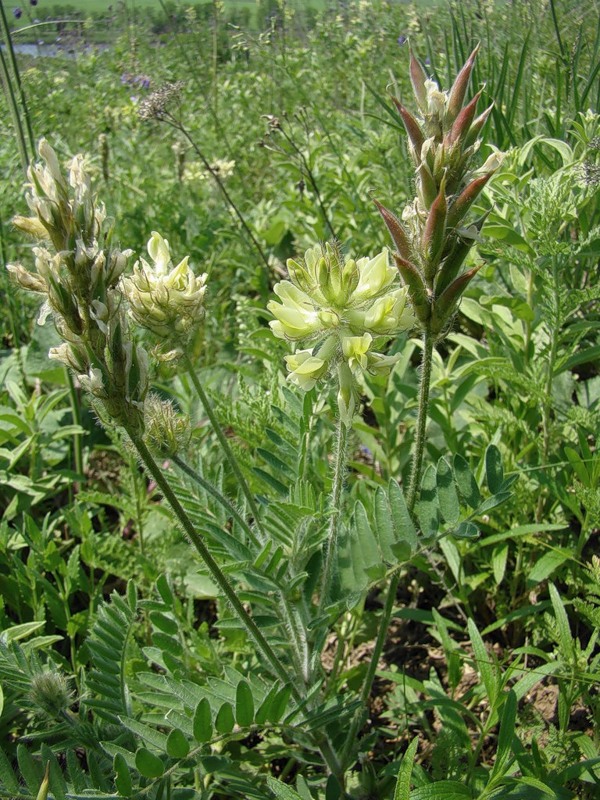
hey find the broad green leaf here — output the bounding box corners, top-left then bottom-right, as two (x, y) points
(166, 727), (190, 758)
(1, 621), (45, 642)
(549, 583), (572, 658)
(17, 744), (43, 794)
(453, 521), (479, 539)
(468, 618), (498, 706)
(235, 680), (255, 727)
(375, 486), (396, 563)
(452, 455), (481, 509)
(409, 781), (472, 799)
(485, 445), (504, 494)
(492, 542), (509, 585)
(156, 574), (175, 607)
(388, 479), (418, 556)
(266, 776), (304, 800)
(113, 752), (132, 797)
(527, 550), (571, 585)
(490, 690), (517, 781)
(193, 698), (213, 743)
(268, 685), (292, 724)
(416, 465), (439, 539)
(351, 501), (382, 583)
(215, 702), (235, 734)
(436, 457), (460, 524)
(0, 747), (19, 792)
(393, 736), (419, 800)
(135, 748), (164, 779)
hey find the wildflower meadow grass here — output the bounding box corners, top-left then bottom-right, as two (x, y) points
(1, 1), (599, 799)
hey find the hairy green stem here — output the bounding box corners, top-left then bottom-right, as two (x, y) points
(183, 352), (266, 542)
(406, 329), (435, 511)
(536, 257), (560, 522)
(340, 327), (435, 770)
(127, 428), (300, 700)
(319, 417), (349, 613)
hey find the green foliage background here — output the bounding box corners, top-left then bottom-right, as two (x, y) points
(0, 0), (599, 798)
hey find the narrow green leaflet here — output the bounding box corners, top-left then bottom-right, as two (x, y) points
(393, 736), (420, 800)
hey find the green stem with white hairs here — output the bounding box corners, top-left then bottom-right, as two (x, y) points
(318, 415), (349, 614)
(340, 326), (435, 770)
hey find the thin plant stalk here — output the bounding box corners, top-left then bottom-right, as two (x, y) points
(0, 0), (35, 159)
(340, 327), (435, 770)
(65, 369), (83, 486)
(126, 428), (300, 698)
(318, 417), (348, 613)
(166, 115), (271, 274)
(0, 44), (29, 174)
(182, 351), (266, 542)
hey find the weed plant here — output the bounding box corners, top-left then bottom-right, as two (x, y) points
(0, 1), (599, 799)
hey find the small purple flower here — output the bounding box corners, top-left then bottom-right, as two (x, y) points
(30, 0), (38, 6)
(13, 7), (22, 18)
(397, 35), (407, 46)
(424, 56), (431, 66)
(140, 77), (151, 90)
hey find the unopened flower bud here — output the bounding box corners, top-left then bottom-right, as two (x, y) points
(144, 394), (191, 458)
(6, 262), (45, 292)
(28, 670), (72, 719)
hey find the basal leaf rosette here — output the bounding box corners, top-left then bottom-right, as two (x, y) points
(268, 243), (415, 425)
(122, 231), (208, 342)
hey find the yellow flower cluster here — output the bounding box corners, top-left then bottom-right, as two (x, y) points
(268, 243), (415, 423)
(121, 231), (207, 341)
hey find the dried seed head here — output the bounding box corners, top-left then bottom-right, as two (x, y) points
(138, 81), (184, 121)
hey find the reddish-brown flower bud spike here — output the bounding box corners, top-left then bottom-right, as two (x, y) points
(393, 253), (430, 320)
(447, 172), (493, 229)
(373, 199), (413, 261)
(422, 180), (447, 280)
(434, 237), (474, 297)
(463, 102), (494, 149)
(432, 263), (482, 333)
(446, 44), (480, 124)
(409, 49), (429, 111)
(391, 98), (425, 164)
(447, 89), (483, 146)
(417, 162), (438, 209)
